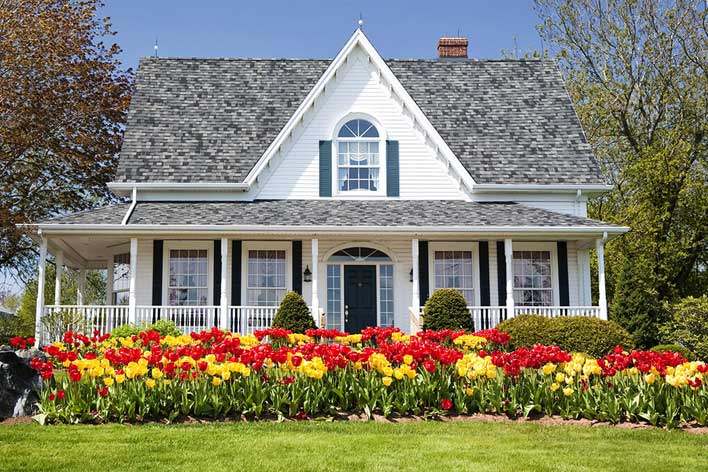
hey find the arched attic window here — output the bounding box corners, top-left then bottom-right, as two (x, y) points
(336, 119), (382, 193)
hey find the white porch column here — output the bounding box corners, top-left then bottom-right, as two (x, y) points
(34, 237), (48, 346)
(411, 239), (420, 311)
(504, 239), (515, 317)
(54, 250), (63, 305)
(128, 238), (138, 324)
(77, 267), (86, 306)
(220, 237), (229, 330)
(596, 237), (608, 320)
(311, 238), (320, 326)
(105, 258), (114, 305)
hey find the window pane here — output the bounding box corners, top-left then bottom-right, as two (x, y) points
(326, 265), (342, 330)
(512, 250), (553, 306)
(168, 249), (208, 306)
(379, 265), (394, 327)
(433, 250), (474, 304)
(247, 250), (286, 306)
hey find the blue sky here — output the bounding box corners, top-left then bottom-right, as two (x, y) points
(102, 1), (542, 70)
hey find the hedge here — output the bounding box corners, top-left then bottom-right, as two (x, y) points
(498, 315), (633, 357)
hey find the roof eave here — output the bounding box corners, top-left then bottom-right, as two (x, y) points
(107, 182), (250, 196)
(472, 183), (613, 194)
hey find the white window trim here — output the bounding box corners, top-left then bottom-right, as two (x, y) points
(162, 241), (214, 306)
(511, 241), (560, 306)
(428, 242), (481, 307)
(331, 113), (388, 198)
(241, 241), (292, 306)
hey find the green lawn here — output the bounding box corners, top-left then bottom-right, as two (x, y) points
(1, 420), (706, 471)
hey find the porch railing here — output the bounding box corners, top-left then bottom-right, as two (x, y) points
(513, 306), (602, 318)
(409, 305), (602, 332)
(41, 305), (129, 343)
(229, 306), (279, 335)
(135, 305), (219, 334)
(39, 305), (285, 341)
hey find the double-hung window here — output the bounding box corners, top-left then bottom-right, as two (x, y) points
(433, 250), (474, 305)
(247, 250), (287, 306)
(513, 250), (553, 306)
(336, 119), (381, 193)
(167, 249), (209, 306)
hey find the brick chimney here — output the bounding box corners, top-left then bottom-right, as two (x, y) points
(437, 37), (468, 59)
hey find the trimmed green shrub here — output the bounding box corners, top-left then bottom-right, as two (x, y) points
(496, 315), (553, 348)
(650, 344), (695, 361)
(422, 289), (473, 331)
(110, 324), (142, 338)
(660, 296), (708, 361)
(149, 319), (181, 337)
(498, 315), (633, 357)
(110, 320), (180, 338)
(272, 291), (316, 333)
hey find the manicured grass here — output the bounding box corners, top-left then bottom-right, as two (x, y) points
(1, 420), (706, 471)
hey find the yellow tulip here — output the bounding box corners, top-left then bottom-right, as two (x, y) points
(103, 377), (114, 386)
(212, 377), (222, 386)
(563, 387), (574, 397)
(382, 376), (393, 387)
(550, 382), (560, 392)
(145, 378), (156, 389)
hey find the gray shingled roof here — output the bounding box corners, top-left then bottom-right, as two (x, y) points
(41, 200), (615, 228)
(115, 57), (604, 186)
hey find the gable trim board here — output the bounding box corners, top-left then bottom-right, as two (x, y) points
(238, 30), (476, 194)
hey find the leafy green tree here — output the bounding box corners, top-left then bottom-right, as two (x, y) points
(536, 0), (707, 347)
(0, 0), (132, 282)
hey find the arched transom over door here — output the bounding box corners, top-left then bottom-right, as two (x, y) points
(325, 247), (394, 333)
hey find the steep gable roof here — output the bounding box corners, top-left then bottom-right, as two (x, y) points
(115, 39), (604, 186)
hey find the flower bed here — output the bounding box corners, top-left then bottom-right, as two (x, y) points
(18, 326), (708, 428)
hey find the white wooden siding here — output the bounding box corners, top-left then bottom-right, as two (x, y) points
(472, 192), (588, 217)
(256, 46), (466, 200)
(135, 239), (153, 306)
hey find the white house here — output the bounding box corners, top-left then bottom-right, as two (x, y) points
(30, 29), (628, 342)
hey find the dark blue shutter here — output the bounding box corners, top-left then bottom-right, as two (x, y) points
(152, 240), (163, 307)
(292, 240), (302, 295)
(419, 241), (429, 305)
(496, 241), (506, 307)
(231, 240), (242, 306)
(386, 140), (399, 197)
(479, 242), (490, 306)
(319, 140), (332, 197)
(213, 240), (221, 313)
(557, 241), (570, 306)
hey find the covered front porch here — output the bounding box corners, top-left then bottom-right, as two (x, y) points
(33, 231), (611, 344)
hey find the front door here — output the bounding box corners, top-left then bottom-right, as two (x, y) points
(344, 265), (377, 333)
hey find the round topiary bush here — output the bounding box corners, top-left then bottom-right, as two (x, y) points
(422, 288), (473, 331)
(271, 291), (316, 333)
(498, 315), (633, 357)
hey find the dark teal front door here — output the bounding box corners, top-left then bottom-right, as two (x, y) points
(344, 265), (377, 333)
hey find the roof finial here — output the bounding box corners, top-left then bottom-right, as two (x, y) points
(153, 37), (159, 57)
(357, 13), (364, 29)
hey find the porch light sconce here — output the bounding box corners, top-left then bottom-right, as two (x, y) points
(409, 269), (414, 282)
(303, 265), (312, 283)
